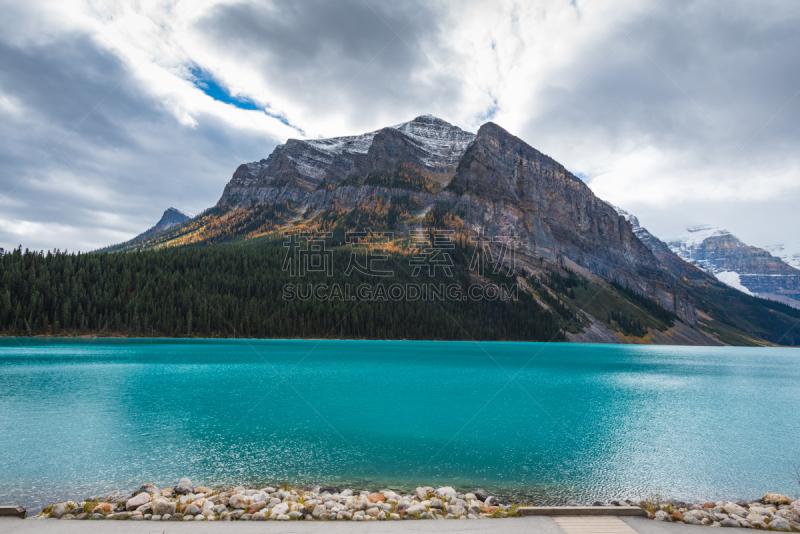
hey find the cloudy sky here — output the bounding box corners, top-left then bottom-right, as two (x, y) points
(1, 0), (799, 252)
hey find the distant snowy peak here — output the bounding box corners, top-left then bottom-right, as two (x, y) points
(667, 225), (731, 251)
(764, 242), (800, 270)
(664, 224), (744, 272)
(664, 223), (800, 300)
(664, 225), (747, 272)
(608, 205), (799, 302)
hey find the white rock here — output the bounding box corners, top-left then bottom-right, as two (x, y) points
(654, 510), (672, 522)
(125, 493), (151, 511)
(770, 517), (792, 532)
(406, 504), (427, 515)
(270, 503), (289, 517)
(151, 500), (176, 516)
(435, 487), (457, 499)
(723, 502), (747, 517)
(229, 494), (250, 509)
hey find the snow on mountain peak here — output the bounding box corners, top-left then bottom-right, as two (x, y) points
(666, 225), (730, 250)
(764, 242), (800, 269)
(391, 115), (475, 167)
(277, 116), (474, 181)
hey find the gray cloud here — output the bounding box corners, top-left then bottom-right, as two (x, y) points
(0, 25), (277, 251)
(1, 0), (798, 254)
(511, 0), (800, 248)
(194, 0), (465, 131)
(520, 3), (800, 159)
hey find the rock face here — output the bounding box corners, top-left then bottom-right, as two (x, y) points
(447, 123), (697, 325)
(612, 206), (716, 285)
(666, 225), (800, 303)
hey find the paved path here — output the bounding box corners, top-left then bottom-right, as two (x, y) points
(553, 516), (639, 533)
(0, 517), (707, 533)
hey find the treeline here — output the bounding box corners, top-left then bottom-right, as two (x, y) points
(527, 274), (584, 333)
(609, 280), (677, 328)
(0, 244), (564, 341)
(691, 282), (800, 346)
(608, 310), (647, 337)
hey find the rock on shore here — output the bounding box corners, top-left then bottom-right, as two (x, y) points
(35, 482), (800, 529)
(37, 479), (514, 521)
(642, 494), (800, 531)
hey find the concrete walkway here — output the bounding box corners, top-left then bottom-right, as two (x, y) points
(0, 516), (707, 533)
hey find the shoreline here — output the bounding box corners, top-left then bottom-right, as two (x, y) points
(5, 335), (797, 349)
(28, 479), (800, 529)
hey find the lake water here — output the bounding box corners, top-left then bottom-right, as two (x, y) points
(1, 338), (799, 511)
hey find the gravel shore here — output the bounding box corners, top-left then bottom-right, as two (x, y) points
(640, 493), (800, 530)
(34, 478), (800, 530)
(37, 478), (515, 522)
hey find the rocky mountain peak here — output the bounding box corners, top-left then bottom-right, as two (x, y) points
(221, 115), (475, 203)
(132, 207), (191, 241)
(160, 207), (192, 223)
(665, 224), (800, 304)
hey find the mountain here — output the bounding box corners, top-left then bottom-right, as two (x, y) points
(135, 207), (192, 240)
(93, 115), (800, 346)
(97, 207), (192, 252)
(217, 117), (699, 326)
(665, 225), (800, 307)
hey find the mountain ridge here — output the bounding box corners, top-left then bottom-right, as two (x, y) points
(222, 115), (475, 203)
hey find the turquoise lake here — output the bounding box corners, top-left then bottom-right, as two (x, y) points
(1, 338), (799, 511)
